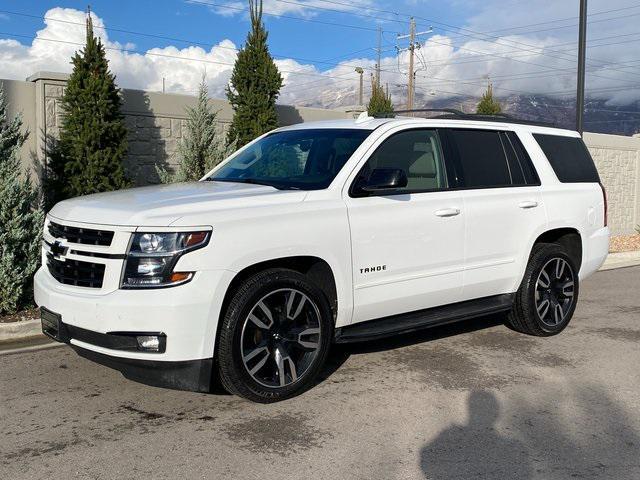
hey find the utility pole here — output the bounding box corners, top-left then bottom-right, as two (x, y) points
(375, 26), (382, 88)
(397, 18), (432, 113)
(576, 0), (588, 135)
(355, 67), (364, 106)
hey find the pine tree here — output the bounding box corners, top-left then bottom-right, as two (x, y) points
(157, 79), (235, 183)
(476, 83), (502, 115)
(226, 0), (283, 147)
(0, 84), (44, 314)
(367, 77), (394, 117)
(47, 10), (129, 205)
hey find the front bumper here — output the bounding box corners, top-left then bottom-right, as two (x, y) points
(34, 266), (235, 390)
(43, 316), (212, 391)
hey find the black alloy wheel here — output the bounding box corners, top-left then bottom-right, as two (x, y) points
(217, 268), (332, 402)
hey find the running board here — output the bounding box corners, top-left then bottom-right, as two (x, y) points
(334, 294), (515, 344)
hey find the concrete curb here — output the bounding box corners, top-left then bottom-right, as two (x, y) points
(0, 319), (43, 343)
(599, 251), (640, 271)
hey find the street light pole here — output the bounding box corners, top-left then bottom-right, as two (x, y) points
(355, 67), (364, 106)
(576, 0), (588, 135)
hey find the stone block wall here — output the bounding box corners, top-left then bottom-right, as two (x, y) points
(584, 133), (640, 236)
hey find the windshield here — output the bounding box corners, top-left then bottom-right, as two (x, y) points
(208, 128), (371, 190)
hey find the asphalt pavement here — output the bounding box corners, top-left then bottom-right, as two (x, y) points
(2, 266), (639, 479)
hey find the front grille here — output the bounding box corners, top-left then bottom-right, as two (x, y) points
(48, 221), (114, 246)
(46, 254), (106, 288)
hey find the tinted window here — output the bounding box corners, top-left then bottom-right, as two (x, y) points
(210, 129), (371, 190)
(534, 134), (600, 183)
(501, 133), (525, 185)
(448, 129), (511, 188)
(353, 129), (447, 194)
(505, 131), (539, 185)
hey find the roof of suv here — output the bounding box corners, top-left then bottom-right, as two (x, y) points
(277, 115), (579, 137)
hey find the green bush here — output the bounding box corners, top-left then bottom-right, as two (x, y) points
(367, 78), (394, 117)
(157, 79), (234, 183)
(476, 83), (502, 115)
(0, 84), (44, 314)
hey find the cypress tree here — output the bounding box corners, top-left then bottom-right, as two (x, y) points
(157, 78), (235, 183)
(367, 77), (394, 117)
(0, 84), (44, 314)
(476, 83), (502, 115)
(48, 10), (129, 204)
(226, 0), (283, 147)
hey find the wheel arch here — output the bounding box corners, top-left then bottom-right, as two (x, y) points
(219, 255), (339, 328)
(532, 227), (583, 272)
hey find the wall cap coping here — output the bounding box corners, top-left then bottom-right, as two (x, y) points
(26, 71), (70, 83)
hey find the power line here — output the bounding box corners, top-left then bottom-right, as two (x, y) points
(0, 31), (362, 83)
(5, 8), (640, 104)
(274, 0), (640, 69)
(8, 6), (640, 86)
(0, 10), (391, 79)
(186, 0), (400, 33)
(190, 0), (640, 72)
(413, 33), (640, 82)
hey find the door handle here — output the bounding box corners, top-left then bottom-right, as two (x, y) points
(518, 200), (539, 209)
(435, 208), (461, 217)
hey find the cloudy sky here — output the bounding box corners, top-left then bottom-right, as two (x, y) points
(1, 0), (639, 108)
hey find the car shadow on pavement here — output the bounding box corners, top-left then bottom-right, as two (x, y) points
(312, 314), (505, 389)
(419, 386), (640, 479)
(420, 390), (534, 479)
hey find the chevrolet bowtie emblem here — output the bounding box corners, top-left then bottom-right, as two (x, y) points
(50, 241), (68, 258)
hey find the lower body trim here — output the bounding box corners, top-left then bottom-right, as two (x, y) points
(73, 346), (213, 393)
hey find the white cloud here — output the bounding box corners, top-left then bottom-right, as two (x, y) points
(1, 3), (639, 110)
(0, 8), (237, 99)
(191, 0), (377, 18)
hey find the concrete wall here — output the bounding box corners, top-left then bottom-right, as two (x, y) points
(2, 72), (639, 236)
(1, 79), (37, 178)
(584, 132), (640, 236)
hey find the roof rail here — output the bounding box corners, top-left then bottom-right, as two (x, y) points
(393, 108), (466, 116)
(374, 108), (556, 128)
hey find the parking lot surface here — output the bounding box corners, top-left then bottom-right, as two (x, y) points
(2, 267), (639, 479)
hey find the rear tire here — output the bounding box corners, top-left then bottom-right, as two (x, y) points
(217, 268), (333, 403)
(507, 243), (579, 336)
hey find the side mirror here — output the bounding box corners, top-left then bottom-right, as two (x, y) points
(361, 168), (408, 192)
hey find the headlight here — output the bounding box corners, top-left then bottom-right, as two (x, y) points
(121, 231), (210, 289)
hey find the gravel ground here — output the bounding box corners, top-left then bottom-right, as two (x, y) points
(1, 267), (639, 480)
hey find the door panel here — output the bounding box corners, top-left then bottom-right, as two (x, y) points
(345, 128), (465, 324)
(347, 192), (465, 323)
(462, 187), (545, 299)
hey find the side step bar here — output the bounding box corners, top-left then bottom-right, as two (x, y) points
(334, 294), (515, 344)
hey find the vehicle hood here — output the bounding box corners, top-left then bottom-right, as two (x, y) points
(49, 181), (308, 227)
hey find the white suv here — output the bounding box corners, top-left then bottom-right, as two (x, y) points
(34, 113), (610, 402)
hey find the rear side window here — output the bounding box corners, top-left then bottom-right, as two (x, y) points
(504, 131), (540, 185)
(533, 134), (600, 183)
(447, 129), (511, 188)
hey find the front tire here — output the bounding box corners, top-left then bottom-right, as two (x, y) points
(217, 268), (333, 403)
(508, 243), (579, 336)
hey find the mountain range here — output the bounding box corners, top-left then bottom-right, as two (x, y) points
(304, 88), (640, 136)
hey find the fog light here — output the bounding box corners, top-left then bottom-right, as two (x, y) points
(137, 335), (161, 352)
